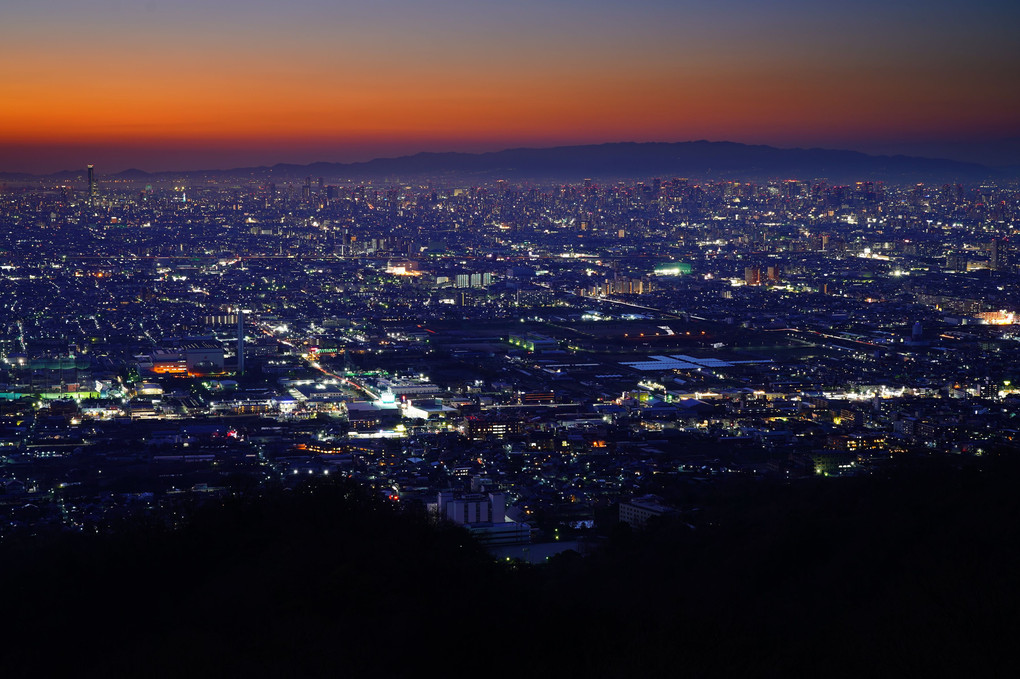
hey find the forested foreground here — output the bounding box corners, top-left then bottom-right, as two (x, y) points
(3, 458), (1018, 678)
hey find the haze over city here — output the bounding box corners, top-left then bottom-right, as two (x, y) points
(3, 0), (1019, 173)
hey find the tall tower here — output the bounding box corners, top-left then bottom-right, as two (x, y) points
(236, 310), (245, 377)
(87, 164), (96, 206)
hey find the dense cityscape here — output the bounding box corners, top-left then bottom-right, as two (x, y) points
(6, 0), (1020, 673)
(1, 169), (1017, 552)
(4, 0), (1018, 673)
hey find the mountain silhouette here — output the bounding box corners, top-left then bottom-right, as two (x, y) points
(2, 141), (1008, 184)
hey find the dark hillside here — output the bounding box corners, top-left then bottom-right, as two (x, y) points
(2, 460), (1017, 677)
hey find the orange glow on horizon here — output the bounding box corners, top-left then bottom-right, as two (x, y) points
(4, 49), (1017, 150)
(2, 2), (1017, 173)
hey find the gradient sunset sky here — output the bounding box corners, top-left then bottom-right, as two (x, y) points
(3, 0), (1018, 173)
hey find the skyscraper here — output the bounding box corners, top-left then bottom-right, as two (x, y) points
(87, 164), (96, 206)
(237, 311), (245, 376)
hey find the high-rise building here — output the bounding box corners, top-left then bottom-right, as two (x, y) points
(990, 238), (1002, 270)
(237, 311), (245, 376)
(87, 164), (96, 206)
(745, 266), (762, 286)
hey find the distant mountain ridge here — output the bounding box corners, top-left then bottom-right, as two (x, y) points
(2, 141), (1011, 184)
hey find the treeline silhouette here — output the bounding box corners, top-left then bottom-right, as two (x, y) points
(2, 457), (1017, 677)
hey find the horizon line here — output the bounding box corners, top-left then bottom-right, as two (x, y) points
(0, 138), (1006, 178)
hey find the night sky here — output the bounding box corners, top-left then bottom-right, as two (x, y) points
(3, 0), (1018, 173)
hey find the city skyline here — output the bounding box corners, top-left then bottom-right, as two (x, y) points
(3, 0), (1018, 173)
(3, 3), (1019, 670)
